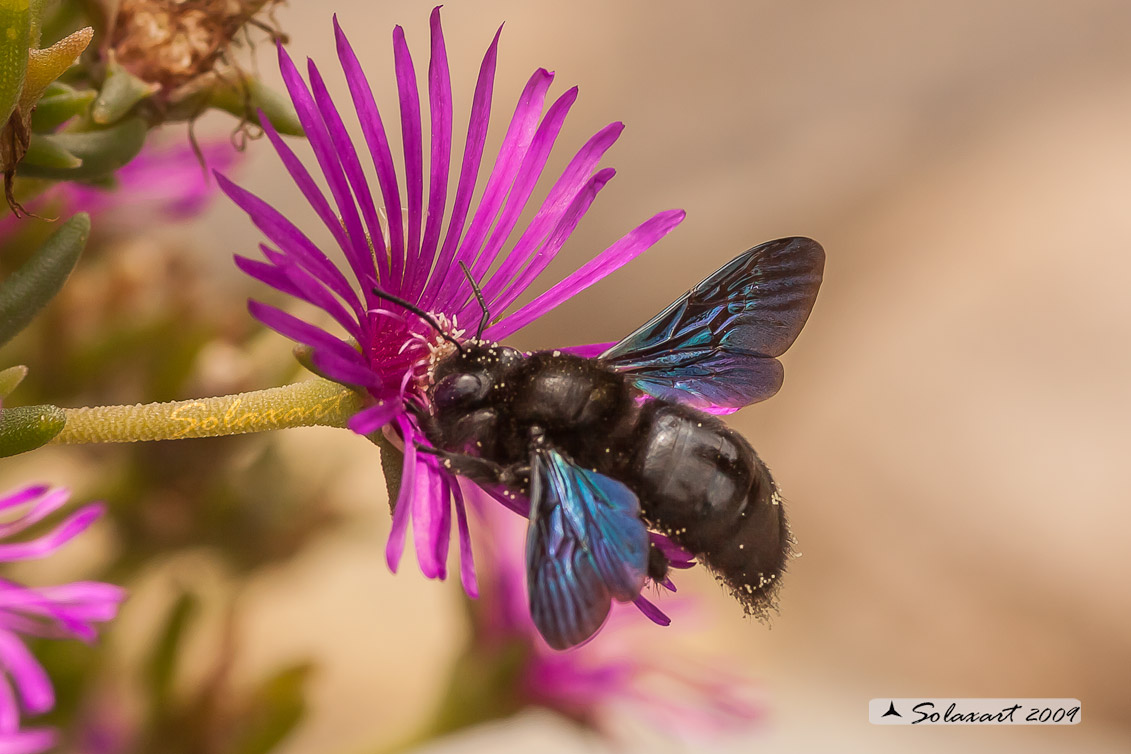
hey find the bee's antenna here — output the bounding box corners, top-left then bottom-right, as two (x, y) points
(459, 261), (490, 340)
(371, 287), (464, 355)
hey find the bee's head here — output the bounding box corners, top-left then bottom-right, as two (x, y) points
(429, 342), (523, 412)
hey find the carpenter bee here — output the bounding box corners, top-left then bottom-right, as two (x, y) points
(378, 237), (823, 649)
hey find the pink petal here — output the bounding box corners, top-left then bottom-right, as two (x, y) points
(273, 266), (363, 339)
(25, 582), (125, 627)
(276, 46), (373, 297)
(415, 6), (453, 299)
(311, 350), (383, 390)
(305, 58), (391, 288)
(435, 68), (554, 306)
(0, 488), (69, 539)
(488, 208), (685, 340)
(0, 505), (102, 562)
(482, 167), (617, 336)
(246, 301), (363, 365)
(0, 674), (18, 733)
(484, 121), (625, 312)
(0, 727), (57, 754)
(0, 487), (51, 514)
(419, 24), (501, 309)
(239, 254), (363, 340)
(347, 401), (400, 434)
(257, 110), (369, 294)
(385, 417), (417, 572)
(433, 475), (454, 580)
(451, 481), (478, 597)
(335, 19), (405, 290)
(393, 26), (425, 295)
(410, 454), (446, 579)
(467, 86), (577, 285)
(0, 631), (52, 714)
(631, 594), (672, 626)
(215, 172), (360, 310)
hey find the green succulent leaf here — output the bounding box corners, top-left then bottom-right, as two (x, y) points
(2, 24), (92, 197)
(0, 402), (65, 456)
(208, 75), (304, 137)
(16, 116), (145, 180)
(145, 590), (200, 714)
(39, 80), (69, 98)
(19, 25), (91, 112)
(232, 663), (313, 754)
(22, 130), (81, 168)
(374, 431), (404, 514)
(92, 56), (159, 124)
(30, 83), (95, 131)
(291, 343), (324, 380)
(0, 364), (27, 398)
(0, 211), (90, 346)
(0, 0), (31, 126)
(26, 0), (45, 47)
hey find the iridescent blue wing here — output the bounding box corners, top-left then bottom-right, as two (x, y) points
(526, 448), (649, 650)
(601, 237), (824, 413)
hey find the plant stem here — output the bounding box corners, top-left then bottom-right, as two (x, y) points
(49, 378), (366, 444)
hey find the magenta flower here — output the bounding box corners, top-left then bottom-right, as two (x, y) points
(471, 500), (763, 739)
(219, 7), (684, 598)
(0, 485), (125, 753)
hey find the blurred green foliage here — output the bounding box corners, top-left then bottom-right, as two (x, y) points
(0, 211), (88, 345)
(1, 195), (341, 751)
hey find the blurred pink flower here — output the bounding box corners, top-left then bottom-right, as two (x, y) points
(468, 496), (763, 739)
(65, 138), (240, 223)
(1, 136), (240, 236)
(74, 690), (134, 754)
(0, 485), (125, 753)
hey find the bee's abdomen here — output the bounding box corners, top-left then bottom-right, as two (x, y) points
(628, 402), (789, 613)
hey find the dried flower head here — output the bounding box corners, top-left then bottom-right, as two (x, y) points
(110, 0), (282, 91)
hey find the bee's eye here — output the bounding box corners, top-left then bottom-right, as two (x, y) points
(433, 372), (488, 409)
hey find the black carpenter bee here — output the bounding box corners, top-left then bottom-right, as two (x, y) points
(377, 237), (823, 649)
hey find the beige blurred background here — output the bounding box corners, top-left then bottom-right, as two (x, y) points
(133, 0), (1131, 752)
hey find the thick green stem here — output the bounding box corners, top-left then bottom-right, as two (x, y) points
(49, 378), (366, 444)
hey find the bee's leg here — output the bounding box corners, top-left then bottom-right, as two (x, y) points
(647, 544), (671, 585)
(403, 399), (440, 438)
(416, 444), (510, 486)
